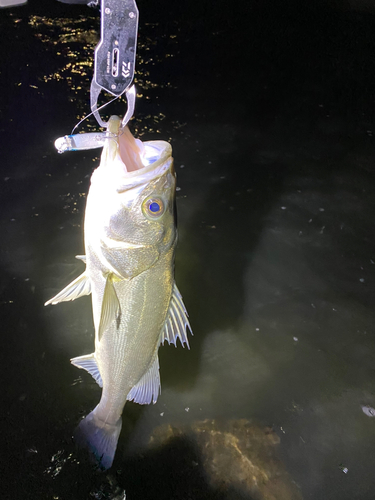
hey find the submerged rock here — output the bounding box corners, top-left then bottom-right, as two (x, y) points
(148, 419), (303, 500)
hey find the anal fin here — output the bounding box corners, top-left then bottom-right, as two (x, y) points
(126, 355), (160, 405)
(71, 353), (103, 387)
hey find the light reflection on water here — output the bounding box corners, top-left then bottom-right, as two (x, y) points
(27, 14), (178, 137)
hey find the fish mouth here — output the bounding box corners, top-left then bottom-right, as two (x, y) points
(141, 141), (172, 168)
(116, 140), (174, 193)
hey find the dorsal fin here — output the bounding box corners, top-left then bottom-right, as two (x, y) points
(125, 284), (191, 406)
(126, 355), (160, 404)
(162, 283), (192, 348)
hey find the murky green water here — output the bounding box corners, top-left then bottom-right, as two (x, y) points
(2, 1), (375, 499)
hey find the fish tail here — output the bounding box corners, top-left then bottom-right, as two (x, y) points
(74, 409), (122, 470)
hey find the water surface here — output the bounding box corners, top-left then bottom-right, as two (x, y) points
(1, 1), (375, 499)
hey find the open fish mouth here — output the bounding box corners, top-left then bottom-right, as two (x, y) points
(115, 140), (174, 193)
(141, 142), (171, 167)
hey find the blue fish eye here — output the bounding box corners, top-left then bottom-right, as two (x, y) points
(142, 197), (165, 219)
(149, 201), (160, 213)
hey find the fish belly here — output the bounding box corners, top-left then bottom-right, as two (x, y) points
(93, 247), (174, 424)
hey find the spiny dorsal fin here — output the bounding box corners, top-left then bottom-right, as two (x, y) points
(98, 274), (121, 341)
(71, 353), (103, 387)
(162, 283), (192, 348)
(126, 355), (160, 404)
(44, 272), (91, 306)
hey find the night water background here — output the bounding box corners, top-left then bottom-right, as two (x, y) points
(1, 0), (375, 498)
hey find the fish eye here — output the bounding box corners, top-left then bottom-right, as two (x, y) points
(142, 197), (165, 219)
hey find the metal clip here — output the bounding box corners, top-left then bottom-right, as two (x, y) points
(55, 86), (136, 153)
(90, 83), (136, 128)
(90, 0), (139, 127)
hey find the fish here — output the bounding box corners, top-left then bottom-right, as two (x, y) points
(45, 116), (192, 469)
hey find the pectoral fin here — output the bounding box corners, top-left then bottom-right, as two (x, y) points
(45, 272), (91, 306)
(126, 355), (160, 404)
(98, 274), (121, 341)
(162, 283), (192, 348)
(71, 353), (103, 387)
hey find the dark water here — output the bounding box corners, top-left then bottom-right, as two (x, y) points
(2, 0), (375, 498)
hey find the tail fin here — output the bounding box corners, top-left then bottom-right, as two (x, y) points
(74, 409), (122, 470)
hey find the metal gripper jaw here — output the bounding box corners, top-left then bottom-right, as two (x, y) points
(91, 0), (139, 128)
